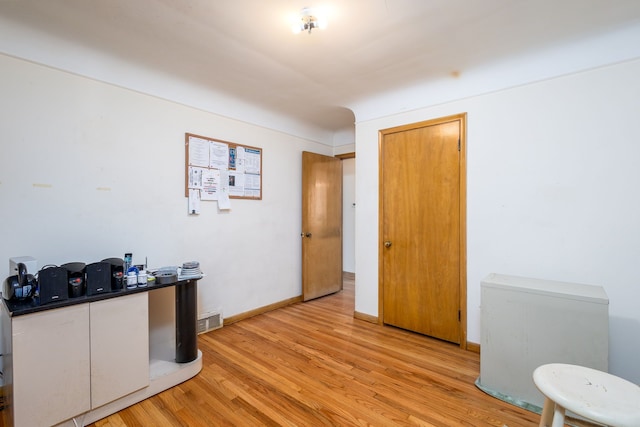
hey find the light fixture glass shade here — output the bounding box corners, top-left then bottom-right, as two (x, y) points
(292, 7), (327, 34)
(316, 17), (328, 30)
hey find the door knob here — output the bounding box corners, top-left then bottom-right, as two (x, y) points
(303, 232), (312, 238)
(384, 241), (392, 248)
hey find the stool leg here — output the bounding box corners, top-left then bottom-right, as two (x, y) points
(539, 398), (555, 427)
(551, 404), (566, 427)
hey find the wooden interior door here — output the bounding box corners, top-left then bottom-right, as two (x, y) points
(380, 115), (466, 344)
(302, 151), (343, 301)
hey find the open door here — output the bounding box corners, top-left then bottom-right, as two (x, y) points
(302, 151), (343, 301)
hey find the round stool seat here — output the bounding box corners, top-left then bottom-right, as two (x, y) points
(533, 363), (640, 427)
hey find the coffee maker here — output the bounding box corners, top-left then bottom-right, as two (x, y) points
(101, 257), (125, 291)
(86, 261), (111, 296)
(2, 262), (36, 300)
(61, 262), (86, 298)
(38, 265), (68, 304)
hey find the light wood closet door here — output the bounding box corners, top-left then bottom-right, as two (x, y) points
(380, 115), (464, 344)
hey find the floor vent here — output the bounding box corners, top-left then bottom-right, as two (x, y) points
(197, 311), (223, 334)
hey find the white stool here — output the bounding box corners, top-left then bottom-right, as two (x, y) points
(533, 363), (640, 427)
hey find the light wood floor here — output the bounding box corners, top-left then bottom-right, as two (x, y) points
(90, 276), (578, 427)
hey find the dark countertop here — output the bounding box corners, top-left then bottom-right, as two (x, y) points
(4, 277), (200, 317)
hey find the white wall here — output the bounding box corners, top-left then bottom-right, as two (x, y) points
(0, 15), (336, 145)
(0, 54), (332, 320)
(354, 58), (640, 383)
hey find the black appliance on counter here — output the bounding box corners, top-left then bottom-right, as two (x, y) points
(2, 262), (36, 301)
(62, 262), (86, 298)
(101, 257), (125, 291)
(86, 261), (111, 296)
(38, 266), (68, 304)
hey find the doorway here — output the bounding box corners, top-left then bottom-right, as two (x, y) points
(339, 154), (355, 275)
(379, 114), (467, 347)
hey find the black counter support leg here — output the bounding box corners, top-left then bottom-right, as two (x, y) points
(175, 279), (198, 363)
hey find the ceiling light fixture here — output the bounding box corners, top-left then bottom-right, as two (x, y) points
(292, 7), (327, 34)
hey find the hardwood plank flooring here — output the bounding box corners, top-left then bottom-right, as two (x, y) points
(90, 277), (585, 426)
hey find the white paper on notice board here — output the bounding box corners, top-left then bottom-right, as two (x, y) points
(188, 166), (204, 189)
(244, 173), (260, 193)
(188, 189), (201, 214)
(210, 141), (229, 170)
(235, 146), (246, 173)
(188, 137), (209, 167)
(218, 170), (231, 210)
(228, 171), (245, 197)
(201, 169), (220, 201)
(244, 148), (261, 174)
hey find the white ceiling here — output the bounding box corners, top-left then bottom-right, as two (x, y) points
(2, 0), (640, 139)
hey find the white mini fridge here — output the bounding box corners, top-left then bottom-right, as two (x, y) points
(478, 273), (609, 410)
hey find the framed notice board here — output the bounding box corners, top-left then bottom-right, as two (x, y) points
(185, 133), (262, 200)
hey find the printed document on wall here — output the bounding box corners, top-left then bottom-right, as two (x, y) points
(210, 141), (229, 170)
(188, 137), (209, 167)
(201, 169), (220, 201)
(244, 148), (261, 174)
(244, 173), (261, 198)
(235, 147), (246, 173)
(188, 166), (204, 189)
(228, 171), (245, 197)
(217, 170), (231, 210)
(188, 189), (201, 215)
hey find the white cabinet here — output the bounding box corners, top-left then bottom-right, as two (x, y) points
(479, 273), (609, 410)
(6, 293), (149, 426)
(90, 292), (149, 408)
(2, 279), (202, 427)
(12, 304), (91, 427)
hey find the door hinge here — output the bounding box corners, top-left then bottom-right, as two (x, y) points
(458, 310), (461, 321)
(457, 138), (460, 151)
